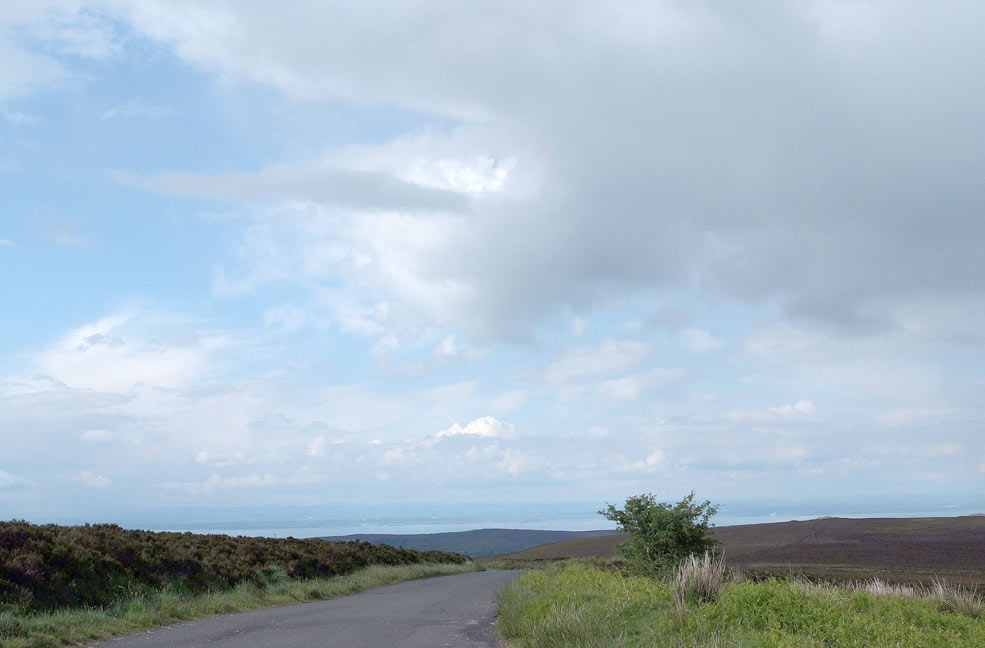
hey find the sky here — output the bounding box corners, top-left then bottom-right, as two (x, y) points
(1, 1), (983, 527)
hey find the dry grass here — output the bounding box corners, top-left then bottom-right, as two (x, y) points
(853, 578), (920, 599)
(790, 574), (983, 619)
(932, 577), (984, 618)
(674, 552), (729, 605)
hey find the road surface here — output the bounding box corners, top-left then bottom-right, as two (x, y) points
(91, 570), (518, 648)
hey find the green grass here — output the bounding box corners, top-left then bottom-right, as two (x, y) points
(497, 562), (985, 647)
(0, 562), (477, 648)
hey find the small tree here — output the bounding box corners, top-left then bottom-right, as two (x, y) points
(599, 491), (719, 576)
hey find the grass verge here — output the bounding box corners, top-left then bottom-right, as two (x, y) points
(0, 562), (477, 648)
(497, 562), (985, 647)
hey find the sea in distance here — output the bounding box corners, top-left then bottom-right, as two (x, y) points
(48, 494), (984, 539)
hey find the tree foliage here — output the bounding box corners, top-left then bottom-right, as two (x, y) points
(599, 492), (719, 575)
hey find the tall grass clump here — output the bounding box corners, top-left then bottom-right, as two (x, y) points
(674, 551), (729, 605)
(932, 577), (984, 618)
(853, 578), (920, 599)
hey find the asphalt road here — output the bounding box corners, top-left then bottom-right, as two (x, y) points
(91, 570), (518, 648)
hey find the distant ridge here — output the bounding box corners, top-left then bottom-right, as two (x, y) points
(319, 527), (621, 557)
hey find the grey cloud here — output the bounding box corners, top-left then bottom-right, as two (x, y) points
(110, 1), (985, 341)
(117, 165), (471, 213)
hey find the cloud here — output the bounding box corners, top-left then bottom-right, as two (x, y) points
(874, 408), (965, 428)
(725, 400), (816, 423)
(0, 37), (64, 103)
(101, 98), (170, 120)
(306, 436), (326, 457)
(0, 239), (12, 247)
(571, 318), (590, 339)
(32, 218), (93, 246)
(92, 1), (985, 344)
(0, 3), (120, 103)
(71, 470), (111, 488)
(436, 416), (513, 440)
(195, 451), (245, 468)
(161, 472), (276, 495)
(117, 162), (470, 213)
(545, 340), (650, 384)
(80, 429), (113, 443)
(678, 328), (723, 353)
(34, 312), (225, 392)
(433, 334), (483, 362)
(615, 449), (666, 474)
(597, 368), (685, 401)
(0, 468), (30, 490)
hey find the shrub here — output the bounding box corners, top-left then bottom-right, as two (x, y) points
(599, 492), (718, 576)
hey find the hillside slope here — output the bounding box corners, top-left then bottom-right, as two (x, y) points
(484, 516), (985, 586)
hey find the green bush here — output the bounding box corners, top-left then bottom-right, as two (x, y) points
(600, 492), (718, 575)
(0, 520), (467, 612)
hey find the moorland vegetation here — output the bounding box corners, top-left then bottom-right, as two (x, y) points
(0, 520), (467, 612)
(498, 493), (985, 646)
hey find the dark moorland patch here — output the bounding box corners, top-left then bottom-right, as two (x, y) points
(484, 516), (985, 588)
(0, 520), (467, 612)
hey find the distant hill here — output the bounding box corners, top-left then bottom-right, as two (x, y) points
(319, 528), (621, 557)
(481, 516), (985, 587)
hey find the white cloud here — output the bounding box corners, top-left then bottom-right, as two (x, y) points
(0, 468), (30, 490)
(398, 155), (515, 195)
(546, 340), (650, 384)
(195, 451), (245, 468)
(34, 312), (224, 392)
(597, 368), (685, 401)
(874, 408), (964, 428)
(101, 98), (170, 120)
(161, 472), (276, 495)
(80, 429), (112, 443)
(306, 436), (326, 457)
(436, 416), (513, 440)
(433, 334), (482, 362)
(571, 317), (590, 339)
(726, 400), (816, 423)
(616, 449), (666, 473)
(678, 327), (723, 353)
(71, 470), (111, 488)
(768, 400), (817, 417)
(0, 38), (64, 102)
(0, 3), (119, 103)
(0, 239), (12, 246)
